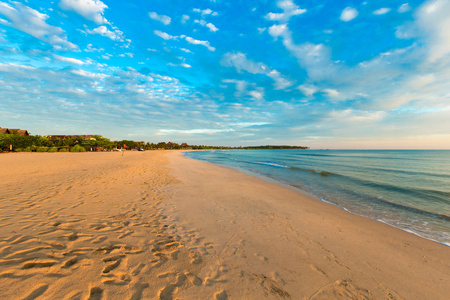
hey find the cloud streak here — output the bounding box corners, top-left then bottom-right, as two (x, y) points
(0, 2), (76, 49)
(59, 0), (108, 24)
(149, 11), (171, 25)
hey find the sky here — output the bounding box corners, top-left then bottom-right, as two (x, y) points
(0, 0), (449, 149)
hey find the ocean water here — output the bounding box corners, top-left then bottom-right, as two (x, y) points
(185, 150), (450, 246)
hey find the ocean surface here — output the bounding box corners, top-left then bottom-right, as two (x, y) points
(185, 150), (450, 246)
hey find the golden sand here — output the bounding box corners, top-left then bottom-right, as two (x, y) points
(0, 151), (448, 299)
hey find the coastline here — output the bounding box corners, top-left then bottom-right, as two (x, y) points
(0, 151), (448, 299)
(165, 151), (450, 299)
(184, 149), (450, 247)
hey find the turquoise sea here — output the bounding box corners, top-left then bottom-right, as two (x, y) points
(185, 150), (450, 246)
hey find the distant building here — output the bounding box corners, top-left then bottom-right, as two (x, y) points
(0, 127), (10, 134)
(0, 127), (30, 136)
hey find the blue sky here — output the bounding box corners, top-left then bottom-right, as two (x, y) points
(0, 0), (449, 149)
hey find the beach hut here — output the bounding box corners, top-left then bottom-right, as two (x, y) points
(10, 129), (30, 136)
(0, 127), (29, 136)
(0, 127), (11, 134)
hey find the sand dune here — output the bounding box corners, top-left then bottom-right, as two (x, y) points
(0, 151), (448, 299)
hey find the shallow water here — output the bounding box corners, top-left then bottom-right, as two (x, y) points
(185, 150), (450, 245)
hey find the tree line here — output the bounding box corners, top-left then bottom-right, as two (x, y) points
(0, 133), (308, 152)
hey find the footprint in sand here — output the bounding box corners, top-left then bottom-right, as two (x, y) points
(20, 284), (48, 300)
(309, 279), (370, 300)
(129, 282), (149, 300)
(87, 287), (103, 300)
(214, 290), (228, 300)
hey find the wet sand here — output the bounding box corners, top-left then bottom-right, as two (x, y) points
(0, 151), (448, 299)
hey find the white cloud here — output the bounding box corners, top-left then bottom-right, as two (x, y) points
(268, 24), (334, 79)
(416, 0), (450, 62)
(0, 2), (76, 49)
(159, 128), (233, 135)
(222, 79), (248, 94)
(149, 11), (171, 25)
(194, 19), (219, 32)
(119, 52), (133, 58)
(195, 19), (206, 26)
(206, 23), (218, 32)
(267, 70), (293, 90)
(268, 23), (288, 37)
(154, 30), (175, 40)
(168, 62), (191, 68)
(181, 14), (190, 23)
(265, 0), (307, 22)
(0, 62), (36, 71)
(193, 8), (218, 17)
(221, 52), (293, 89)
(340, 7), (358, 22)
(86, 25), (121, 40)
(324, 88), (340, 98)
(298, 84), (318, 96)
(101, 53), (112, 59)
(222, 79), (265, 100)
(59, 0), (108, 24)
(180, 48), (192, 53)
(71, 69), (108, 79)
(248, 90), (264, 101)
(328, 109), (386, 123)
(221, 52), (267, 74)
(53, 54), (85, 65)
(183, 36), (215, 51)
(409, 74), (435, 88)
(85, 43), (104, 52)
(396, 0), (450, 62)
(398, 3), (411, 13)
(373, 8), (391, 15)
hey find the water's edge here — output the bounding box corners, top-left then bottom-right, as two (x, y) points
(182, 150), (450, 247)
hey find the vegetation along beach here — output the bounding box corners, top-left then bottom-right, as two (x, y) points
(1, 0), (450, 299)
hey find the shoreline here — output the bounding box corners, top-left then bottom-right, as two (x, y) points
(0, 151), (448, 299)
(226, 166), (450, 248)
(182, 149), (450, 248)
(166, 151), (449, 299)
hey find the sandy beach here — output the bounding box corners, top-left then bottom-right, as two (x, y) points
(0, 151), (448, 299)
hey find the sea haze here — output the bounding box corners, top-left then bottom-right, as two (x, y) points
(185, 150), (450, 246)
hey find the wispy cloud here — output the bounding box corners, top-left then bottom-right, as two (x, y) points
(59, 0), (108, 24)
(183, 36), (215, 51)
(71, 69), (108, 79)
(193, 8), (218, 17)
(149, 11), (171, 25)
(181, 14), (190, 24)
(221, 52), (293, 90)
(268, 24), (333, 79)
(86, 25), (123, 41)
(373, 8), (391, 15)
(194, 19), (219, 32)
(0, 2), (76, 49)
(154, 30), (176, 40)
(398, 3), (411, 13)
(53, 54), (85, 65)
(158, 128), (233, 135)
(340, 7), (358, 22)
(265, 0), (306, 22)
